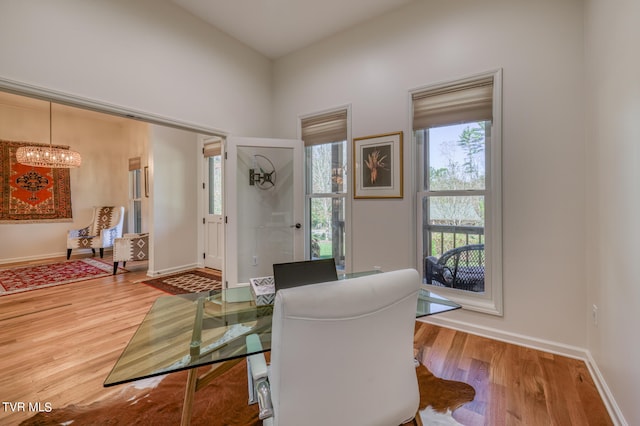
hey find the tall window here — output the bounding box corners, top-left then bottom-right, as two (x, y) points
(413, 71), (502, 315)
(204, 143), (223, 215)
(128, 157), (142, 234)
(301, 109), (349, 271)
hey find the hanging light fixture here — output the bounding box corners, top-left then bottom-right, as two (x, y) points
(16, 102), (82, 168)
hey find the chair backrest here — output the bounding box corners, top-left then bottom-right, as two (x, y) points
(272, 258), (338, 291)
(90, 206), (124, 236)
(269, 268), (421, 426)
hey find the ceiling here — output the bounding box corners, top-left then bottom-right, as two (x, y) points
(171, 0), (414, 59)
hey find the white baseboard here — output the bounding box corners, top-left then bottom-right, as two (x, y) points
(420, 316), (627, 426)
(0, 248), (112, 265)
(584, 352), (628, 426)
(0, 252), (63, 265)
(146, 263), (200, 277)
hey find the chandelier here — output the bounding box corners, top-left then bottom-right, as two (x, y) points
(15, 102), (82, 168)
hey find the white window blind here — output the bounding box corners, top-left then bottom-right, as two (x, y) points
(128, 156), (141, 171)
(412, 77), (493, 130)
(203, 142), (222, 158)
(301, 110), (348, 146)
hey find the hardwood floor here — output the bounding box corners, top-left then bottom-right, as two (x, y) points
(1, 256), (612, 425)
(0, 255), (159, 426)
(414, 323), (613, 425)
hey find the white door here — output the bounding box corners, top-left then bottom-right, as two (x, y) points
(225, 136), (304, 288)
(203, 139), (224, 270)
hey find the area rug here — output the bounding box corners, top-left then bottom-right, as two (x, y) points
(22, 360), (475, 426)
(141, 270), (223, 295)
(0, 258), (123, 296)
(0, 140), (73, 223)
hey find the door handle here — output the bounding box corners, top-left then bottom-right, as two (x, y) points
(291, 223), (301, 229)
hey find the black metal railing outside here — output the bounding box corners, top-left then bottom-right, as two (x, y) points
(426, 225), (484, 258)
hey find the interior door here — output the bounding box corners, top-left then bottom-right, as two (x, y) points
(203, 139), (224, 270)
(225, 136), (304, 288)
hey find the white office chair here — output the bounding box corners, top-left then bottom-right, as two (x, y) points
(246, 268), (423, 426)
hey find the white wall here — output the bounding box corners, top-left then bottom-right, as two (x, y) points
(0, 0), (273, 272)
(0, 0), (272, 137)
(0, 92), (147, 262)
(585, 0), (640, 423)
(273, 0), (587, 347)
(148, 125), (200, 275)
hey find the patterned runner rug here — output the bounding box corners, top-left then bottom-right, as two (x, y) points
(141, 270), (223, 295)
(0, 258), (123, 296)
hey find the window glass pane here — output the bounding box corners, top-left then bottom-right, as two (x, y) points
(209, 155), (222, 215)
(306, 141), (347, 194)
(423, 195), (485, 293)
(309, 197), (345, 269)
(427, 122), (487, 191)
(424, 195), (485, 257)
(131, 169), (141, 199)
(133, 200), (142, 233)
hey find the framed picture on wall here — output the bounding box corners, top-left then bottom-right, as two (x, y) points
(144, 166), (149, 198)
(353, 131), (403, 199)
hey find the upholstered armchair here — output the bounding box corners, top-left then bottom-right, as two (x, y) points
(67, 206), (124, 260)
(112, 233), (149, 274)
(246, 269), (423, 426)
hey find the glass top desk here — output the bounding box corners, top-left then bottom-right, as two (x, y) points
(104, 273), (460, 425)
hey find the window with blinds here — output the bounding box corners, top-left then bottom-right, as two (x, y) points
(301, 108), (349, 270)
(413, 70), (503, 315)
(128, 156), (142, 233)
(204, 141), (223, 216)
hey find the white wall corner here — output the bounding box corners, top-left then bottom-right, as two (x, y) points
(584, 352), (629, 426)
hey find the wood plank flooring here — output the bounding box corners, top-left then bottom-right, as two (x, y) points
(0, 255), (159, 426)
(1, 256), (612, 425)
(414, 323), (613, 425)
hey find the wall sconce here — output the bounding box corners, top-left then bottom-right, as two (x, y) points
(250, 168), (275, 186)
(249, 154), (276, 189)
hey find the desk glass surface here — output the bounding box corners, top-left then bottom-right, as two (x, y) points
(104, 275), (460, 387)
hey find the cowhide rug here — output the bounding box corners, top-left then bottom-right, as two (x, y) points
(22, 361), (474, 426)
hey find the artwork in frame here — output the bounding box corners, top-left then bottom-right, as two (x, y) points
(353, 131), (403, 199)
(0, 140), (73, 223)
(144, 166), (149, 198)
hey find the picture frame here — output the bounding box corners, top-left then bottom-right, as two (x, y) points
(144, 166), (149, 198)
(353, 131), (403, 199)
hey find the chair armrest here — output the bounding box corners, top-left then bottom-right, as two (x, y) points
(424, 256), (439, 284)
(246, 334), (273, 420)
(114, 234), (149, 262)
(68, 225), (92, 238)
(113, 238), (130, 262)
(246, 334), (268, 379)
(97, 225), (121, 246)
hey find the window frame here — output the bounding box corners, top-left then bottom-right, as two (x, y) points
(128, 167), (143, 234)
(207, 154), (223, 216)
(299, 105), (352, 272)
(412, 70), (503, 316)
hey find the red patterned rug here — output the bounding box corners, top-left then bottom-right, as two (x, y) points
(0, 258), (124, 296)
(0, 140), (73, 223)
(141, 270), (223, 295)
